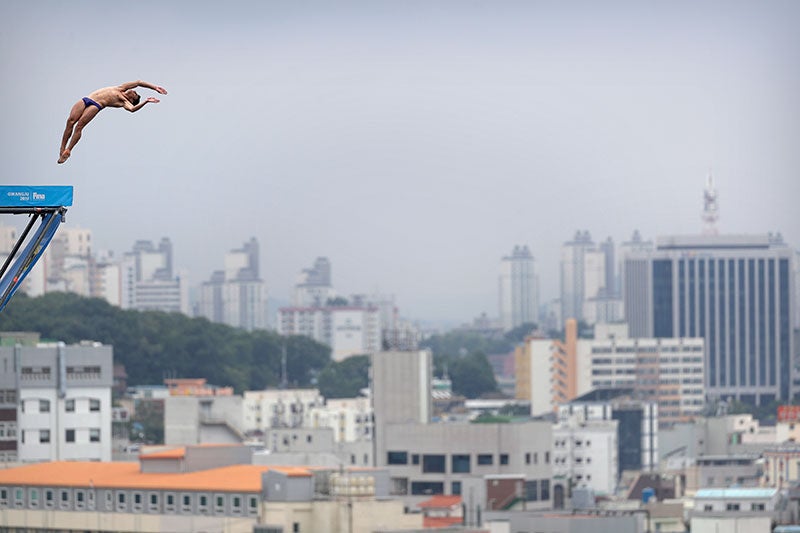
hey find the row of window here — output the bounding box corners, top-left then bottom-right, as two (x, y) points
(20, 398), (102, 414)
(702, 503), (766, 512)
(0, 486), (259, 517)
(387, 451), (549, 472)
(20, 428), (101, 444)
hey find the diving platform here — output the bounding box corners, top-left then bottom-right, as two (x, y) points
(0, 186), (73, 312)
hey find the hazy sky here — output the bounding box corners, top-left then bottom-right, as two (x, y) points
(1, 1), (798, 324)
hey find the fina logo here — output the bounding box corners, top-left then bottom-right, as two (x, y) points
(33, 192), (45, 200)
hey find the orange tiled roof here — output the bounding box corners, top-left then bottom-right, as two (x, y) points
(139, 443), (242, 460)
(418, 495), (462, 508)
(0, 462), (311, 492)
(423, 516), (464, 528)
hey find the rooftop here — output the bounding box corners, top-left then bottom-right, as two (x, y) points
(0, 461), (312, 493)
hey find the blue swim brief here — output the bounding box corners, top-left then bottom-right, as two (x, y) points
(82, 97), (103, 110)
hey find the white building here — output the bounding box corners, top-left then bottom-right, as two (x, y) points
(0, 341), (113, 463)
(553, 416), (619, 496)
(292, 257), (335, 307)
(498, 245), (539, 331)
(196, 238), (268, 331)
(242, 389), (324, 433)
(560, 231), (611, 325)
(118, 239), (190, 315)
(306, 396), (373, 443)
(558, 398), (658, 475)
(277, 306), (380, 361)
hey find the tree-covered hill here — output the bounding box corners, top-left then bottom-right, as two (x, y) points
(0, 292), (331, 392)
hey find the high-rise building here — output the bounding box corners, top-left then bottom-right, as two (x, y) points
(119, 238), (189, 314)
(624, 233), (795, 404)
(498, 245), (539, 331)
(292, 257), (334, 307)
(560, 232), (609, 325)
(277, 305), (381, 361)
(197, 238), (268, 331)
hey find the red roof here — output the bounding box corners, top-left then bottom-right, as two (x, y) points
(423, 516), (464, 528)
(418, 495), (462, 509)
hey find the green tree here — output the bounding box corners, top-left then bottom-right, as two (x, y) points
(445, 351), (498, 398)
(504, 322), (537, 343)
(317, 355), (370, 399)
(0, 292), (332, 393)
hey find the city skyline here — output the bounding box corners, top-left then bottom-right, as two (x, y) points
(1, 1), (798, 322)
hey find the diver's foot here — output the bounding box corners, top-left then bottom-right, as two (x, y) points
(58, 150), (70, 164)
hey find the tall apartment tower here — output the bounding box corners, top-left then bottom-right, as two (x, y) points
(197, 238), (268, 331)
(120, 238), (189, 314)
(498, 245), (539, 331)
(292, 257), (335, 307)
(624, 234), (795, 404)
(560, 231), (607, 325)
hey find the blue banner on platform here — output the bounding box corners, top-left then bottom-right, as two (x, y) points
(0, 186), (73, 207)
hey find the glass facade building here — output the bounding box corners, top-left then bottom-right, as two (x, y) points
(624, 235), (795, 404)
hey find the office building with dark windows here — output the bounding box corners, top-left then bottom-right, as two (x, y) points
(624, 234), (795, 405)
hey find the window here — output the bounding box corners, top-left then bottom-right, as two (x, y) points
(412, 454), (420, 465)
(60, 489), (70, 509)
(165, 493), (176, 513)
(45, 489), (54, 509)
(90, 399), (101, 412)
(751, 503), (765, 511)
(90, 428), (100, 442)
(451, 454), (470, 473)
(215, 494), (225, 514)
(133, 492), (143, 512)
(65, 399), (75, 412)
(40, 400), (50, 413)
(704, 504), (713, 512)
(525, 481), (538, 501)
(75, 490), (86, 509)
(66, 429), (75, 443)
(726, 503), (740, 511)
(525, 453), (531, 465)
(477, 454), (493, 465)
(40, 429), (50, 444)
(148, 492), (159, 512)
(452, 481), (462, 495)
(14, 488), (24, 508)
(105, 491), (113, 511)
(540, 479), (550, 500)
(29, 488), (38, 508)
(387, 451), (408, 465)
(500, 454), (509, 465)
(181, 493), (192, 512)
(199, 494), (209, 514)
(545, 451), (550, 463)
(0, 488), (6, 506)
(422, 454), (446, 473)
(117, 492), (127, 512)
(232, 495), (242, 515)
(248, 495), (258, 516)
(410, 481), (444, 495)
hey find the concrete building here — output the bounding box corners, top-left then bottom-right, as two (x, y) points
(277, 305), (381, 361)
(242, 389), (324, 433)
(0, 444), (423, 533)
(559, 393), (658, 478)
(379, 421), (553, 505)
(197, 237), (268, 331)
(587, 323), (705, 427)
(0, 340), (113, 463)
(292, 256), (335, 307)
(118, 238), (190, 314)
(561, 231), (611, 325)
(498, 244), (539, 331)
(624, 233), (796, 404)
(165, 395), (245, 445)
(553, 417), (619, 497)
(307, 396), (373, 443)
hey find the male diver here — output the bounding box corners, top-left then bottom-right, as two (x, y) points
(58, 80), (168, 164)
